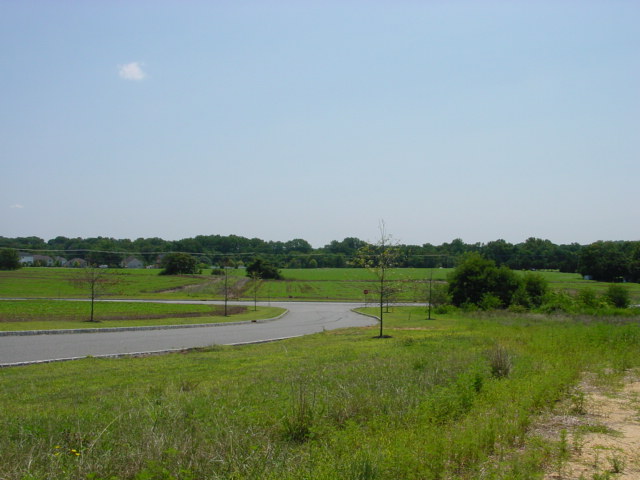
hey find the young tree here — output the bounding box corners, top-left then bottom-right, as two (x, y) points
(249, 270), (261, 311)
(353, 222), (399, 338)
(0, 248), (21, 270)
(70, 266), (119, 322)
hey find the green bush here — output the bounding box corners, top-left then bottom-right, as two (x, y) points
(159, 253), (198, 275)
(605, 284), (630, 308)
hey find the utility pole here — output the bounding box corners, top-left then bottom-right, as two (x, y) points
(427, 268), (433, 320)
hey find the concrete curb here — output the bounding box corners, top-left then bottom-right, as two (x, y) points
(0, 310), (289, 337)
(0, 333), (304, 368)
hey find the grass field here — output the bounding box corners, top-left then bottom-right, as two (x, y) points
(0, 300), (284, 331)
(4, 267), (638, 304)
(1, 308), (639, 479)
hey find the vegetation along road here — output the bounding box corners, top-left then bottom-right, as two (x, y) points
(0, 301), (376, 366)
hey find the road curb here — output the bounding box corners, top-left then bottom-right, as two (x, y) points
(0, 333), (304, 368)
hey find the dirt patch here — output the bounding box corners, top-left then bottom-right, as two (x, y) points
(543, 373), (640, 479)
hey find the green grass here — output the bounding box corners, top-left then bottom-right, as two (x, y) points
(1, 309), (639, 479)
(1, 267), (639, 304)
(0, 300), (284, 331)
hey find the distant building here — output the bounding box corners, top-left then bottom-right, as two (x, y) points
(67, 258), (88, 268)
(19, 253), (54, 266)
(122, 256), (144, 269)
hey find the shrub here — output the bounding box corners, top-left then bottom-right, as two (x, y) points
(605, 284), (630, 309)
(159, 253), (197, 275)
(246, 258), (282, 280)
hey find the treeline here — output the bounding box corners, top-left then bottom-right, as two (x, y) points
(1, 235), (639, 282)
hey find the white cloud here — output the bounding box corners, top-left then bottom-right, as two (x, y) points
(9, 204), (24, 209)
(118, 62), (146, 81)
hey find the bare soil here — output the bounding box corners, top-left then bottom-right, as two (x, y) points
(542, 372), (640, 479)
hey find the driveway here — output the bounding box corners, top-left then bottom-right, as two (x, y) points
(0, 301), (376, 366)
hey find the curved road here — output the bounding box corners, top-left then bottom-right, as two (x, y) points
(0, 301), (376, 366)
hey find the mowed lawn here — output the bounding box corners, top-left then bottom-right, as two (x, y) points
(1, 309), (639, 479)
(0, 300), (285, 331)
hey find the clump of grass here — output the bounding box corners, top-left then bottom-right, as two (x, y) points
(487, 344), (513, 378)
(281, 382), (316, 443)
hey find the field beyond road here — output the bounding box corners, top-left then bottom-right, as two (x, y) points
(1, 267), (639, 304)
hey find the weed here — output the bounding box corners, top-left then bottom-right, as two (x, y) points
(569, 388), (587, 415)
(607, 453), (625, 473)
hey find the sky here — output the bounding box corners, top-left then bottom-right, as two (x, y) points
(1, 1), (639, 248)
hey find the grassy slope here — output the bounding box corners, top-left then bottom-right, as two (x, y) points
(1, 309), (639, 479)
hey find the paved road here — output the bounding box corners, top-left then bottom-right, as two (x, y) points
(0, 301), (376, 366)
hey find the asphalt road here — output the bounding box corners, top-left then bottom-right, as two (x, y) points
(0, 301), (376, 366)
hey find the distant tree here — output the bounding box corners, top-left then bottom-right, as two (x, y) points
(284, 238), (313, 253)
(353, 221), (399, 338)
(0, 248), (21, 270)
(246, 258), (282, 280)
(482, 239), (515, 267)
(70, 266), (120, 322)
(160, 252), (198, 275)
(578, 241), (629, 282)
(628, 242), (640, 283)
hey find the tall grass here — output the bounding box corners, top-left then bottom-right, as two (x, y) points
(2, 310), (639, 479)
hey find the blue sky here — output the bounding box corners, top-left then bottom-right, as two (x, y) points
(2, 1), (638, 248)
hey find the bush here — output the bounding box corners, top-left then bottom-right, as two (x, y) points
(605, 284), (630, 309)
(159, 253), (198, 275)
(448, 253), (537, 310)
(246, 258), (282, 280)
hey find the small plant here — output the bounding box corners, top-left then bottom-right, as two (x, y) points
(608, 454), (625, 474)
(569, 388), (587, 415)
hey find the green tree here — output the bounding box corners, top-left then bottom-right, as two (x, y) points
(448, 253), (521, 309)
(160, 253), (198, 275)
(0, 248), (21, 270)
(246, 258), (282, 280)
(578, 241), (629, 282)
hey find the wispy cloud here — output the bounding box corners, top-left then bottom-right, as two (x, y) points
(9, 204), (24, 209)
(118, 62), (146, 81)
